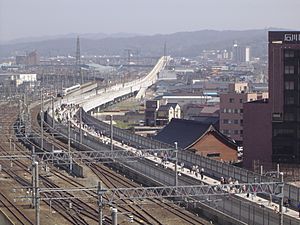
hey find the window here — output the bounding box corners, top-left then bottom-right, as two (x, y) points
(234, 120), (239, 124)
(285, 50), (294, 58)
(234, 109), (239, 114)
(240, 119), (243, 125)
(285, 65), (295, 75)
(223, 130), (230, 134)
(273, 129), (294, 137)
(285, 81), (294, 90)
(284, 112), (295, 121)
(272, 113), (283, 121)
(207, 153), (221, 158)
(285, 96), (295, 105)
(239, 99), (243, 103)
(229, 98), (234, 103)
(234, 130), (239, 135)
(240, 109), (243, 113)
(223, 119), (229, 124)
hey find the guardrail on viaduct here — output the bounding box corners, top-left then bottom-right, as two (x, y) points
(44, 110), (299, 225)
(42, 55), (300, 224)
(80, 109), (300, 210)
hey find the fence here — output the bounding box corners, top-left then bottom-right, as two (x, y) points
(44, 109), (300, 224)
(80, 109), (300, 210)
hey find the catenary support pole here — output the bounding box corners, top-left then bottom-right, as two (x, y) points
(260, 165), (263, 176)
(40, 89), (44, 152)
(98, 181), (103, 225)
(279, 172), (284, 225)
(31, 146), (36, 208)
(68, 121), (72, 173)
(79, 107), (83, 144)
(34, 161), (40, 225)
(174, 142), (178, 187)
(111, 208), (117, 225)
(52, 96), (55, 128)
(110, 115), (113, 151)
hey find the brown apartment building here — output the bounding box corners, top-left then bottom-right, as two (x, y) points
(220, 83), (268, 143)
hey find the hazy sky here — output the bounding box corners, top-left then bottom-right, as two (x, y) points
(0, 0), (299, 41)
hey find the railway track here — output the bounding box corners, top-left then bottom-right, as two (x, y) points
(0, 105), (97, 225)
(0, 192), (34, 225)
(0, 105), (34, 225)
(91, 164), (209, 225)
(27, 104), (212, 224)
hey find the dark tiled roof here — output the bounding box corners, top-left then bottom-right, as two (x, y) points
(157, 105), (172, 111)
(190, 116), (219, 128)
(154, 118), (211, 149)
(158, 103), (179, 112)
(154, 118), (236, 150)
(166, 103), (179, 108)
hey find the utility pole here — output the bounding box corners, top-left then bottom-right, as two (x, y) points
(174, 142), (178, 187)
(110, 115), (113, 151)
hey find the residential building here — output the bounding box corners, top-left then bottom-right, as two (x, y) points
(232, 42), (245, 63)
(15, 50), (39, 65)
(182, 104), (219, 125)
(245, 47), (251, 62)
(145, 101), (181, 126)
(220, 82), (268, 143)
(145, 100), (159, 126)
(156, 103), (181, 126)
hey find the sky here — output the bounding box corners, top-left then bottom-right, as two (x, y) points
(0, 0), (299, 41)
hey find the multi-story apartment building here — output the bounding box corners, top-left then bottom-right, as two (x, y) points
(220, 83), (268, 143)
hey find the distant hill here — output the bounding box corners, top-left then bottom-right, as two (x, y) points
(0, 29), (271, 59)
(0, 32), (141, 45)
